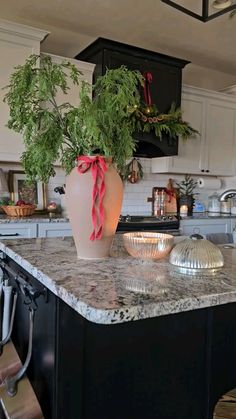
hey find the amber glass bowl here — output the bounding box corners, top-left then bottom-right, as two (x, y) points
(1, 205), (37, 217)
(123, 232), (174, 260)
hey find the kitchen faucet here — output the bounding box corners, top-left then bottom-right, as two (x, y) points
(219, 189), (236, 201)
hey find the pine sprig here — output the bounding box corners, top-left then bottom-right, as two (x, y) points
(136, 104), (199, 141)
(3, 53), (197, 185)
(3, 55), (142, 183)
(176, 174), (198, 197)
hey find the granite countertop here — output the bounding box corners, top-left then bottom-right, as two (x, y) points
(1, 236), (236, 325)
(181, 212), (236, 220)
(1, 212), (235, 223)
(0, 214), (69, 223)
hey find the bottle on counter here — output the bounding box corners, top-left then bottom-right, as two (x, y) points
(208, 193), (220, 214)
(160, 190), (166, 217)
(220, 200), (231, 214)
(233, 227), (236, 243)
(153, 191), (161, 217)
(231, 197), (236, 215)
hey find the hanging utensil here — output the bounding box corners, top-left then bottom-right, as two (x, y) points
(123, 158), (143, 184)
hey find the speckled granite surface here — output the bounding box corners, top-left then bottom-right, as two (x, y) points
(0, 236), (236, 325)
(0, 212), (234, 223)
(182, 213), (236, 220)
(0, 214), (69, 223)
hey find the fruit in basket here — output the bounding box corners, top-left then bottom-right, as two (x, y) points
(15, 200), (35, 207)
(1, 203), (36, 216)
(16, 200), (26, 206)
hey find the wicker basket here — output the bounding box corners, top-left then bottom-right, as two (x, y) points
(1, 205), (37, 217)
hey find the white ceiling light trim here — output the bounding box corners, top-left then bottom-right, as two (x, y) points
(212, 0), (232, 9)
(161, 0), (236, 22)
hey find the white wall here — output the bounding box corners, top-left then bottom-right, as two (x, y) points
(183, 63), (236, 91)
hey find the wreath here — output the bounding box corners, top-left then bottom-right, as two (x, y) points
(133, 71), (199, 140)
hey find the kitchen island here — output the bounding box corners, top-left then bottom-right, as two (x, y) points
(0, 236), (236, 418)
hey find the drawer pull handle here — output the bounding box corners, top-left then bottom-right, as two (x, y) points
(0, 233), (19, 237)
(4, 308), (34, 397)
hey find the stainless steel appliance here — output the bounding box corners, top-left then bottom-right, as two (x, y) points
(117, 215), (180, 234)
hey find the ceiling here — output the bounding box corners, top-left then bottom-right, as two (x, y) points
(1, 0), (236, 89)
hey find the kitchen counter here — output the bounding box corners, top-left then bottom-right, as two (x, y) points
(1, 212), (235, 223)
(1, 235), (236, 324)
(0, 214), (69, 223)
(2, 236), (236, 419)
(182, 212), (236, 219)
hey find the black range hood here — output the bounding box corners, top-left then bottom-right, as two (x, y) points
(75, 38), (190, 158)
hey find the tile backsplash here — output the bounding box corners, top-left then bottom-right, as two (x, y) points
(1, 159), (234, 215)
(121, 159), (228, 215)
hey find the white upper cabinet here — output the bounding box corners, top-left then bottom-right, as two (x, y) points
(152, 85), (236, 176)
(205, 98), (236, 176)
(0, 20), (49, 162)
(0, 23), (95, 163)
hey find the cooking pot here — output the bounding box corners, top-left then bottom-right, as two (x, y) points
(169, 234), (224, 275)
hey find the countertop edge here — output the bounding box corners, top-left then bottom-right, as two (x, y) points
(1, 241), (236, 324)
(0, 216), (69, 223)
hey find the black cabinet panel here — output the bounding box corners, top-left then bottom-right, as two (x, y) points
(56, 298), (85, 419)
(6, 258), (57, 419)
(5, 254), (236, 419)
(82, 309), (207, 419)
(75, 37), (190, 158)
(209, 303), (236, 417)
(104, 49), (182, 113)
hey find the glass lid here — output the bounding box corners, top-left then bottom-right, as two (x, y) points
(169, 234), (224, 275)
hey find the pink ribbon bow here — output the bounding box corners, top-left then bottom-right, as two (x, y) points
(77, 156), (108, 241)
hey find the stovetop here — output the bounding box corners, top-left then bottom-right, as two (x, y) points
(119, 215), (178, 223)
(117, 214), (179, 232)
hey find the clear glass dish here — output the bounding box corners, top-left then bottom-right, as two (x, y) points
(123, 232), (174, 260)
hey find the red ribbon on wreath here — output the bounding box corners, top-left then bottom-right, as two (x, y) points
(165, 188), (176, 203)
(143, 71), (153, 106)
(77, 156), (107, 241)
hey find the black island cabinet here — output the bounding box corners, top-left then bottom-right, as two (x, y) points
(75, 38), (190, 159)
(2, 257), (236, 419)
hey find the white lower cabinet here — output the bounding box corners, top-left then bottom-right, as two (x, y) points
(0, 223), (37, 239)
(230, 219), (236, 233)
(38, 222), (72, 238)
(180, 218), (231, 236)
(0, 221), (72, 239)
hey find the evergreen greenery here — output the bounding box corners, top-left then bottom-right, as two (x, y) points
(176, 174), (198, 197)
(135, 103), (199, 140)
(4, 54), (198, 185)
(122, 158), (144, 182)
(3, 54), (142, 183)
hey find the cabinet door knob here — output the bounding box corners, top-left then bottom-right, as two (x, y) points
(205, 170), (209, 173)
(201, 169), (205, 172)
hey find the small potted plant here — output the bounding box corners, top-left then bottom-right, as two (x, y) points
(176, 174), (198, 216)
(3, 54), (142, 258)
